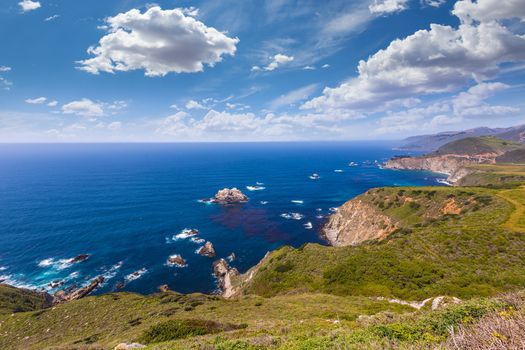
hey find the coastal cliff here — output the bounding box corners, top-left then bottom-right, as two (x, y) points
(323, 197), (399, 246)
(384, 155), (477, 184)
(384, 136), (524, 184)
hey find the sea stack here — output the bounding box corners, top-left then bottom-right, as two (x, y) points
(197, 241), (216, 258)
(167, 254), (187, 267)
(212, 188), (248, 204)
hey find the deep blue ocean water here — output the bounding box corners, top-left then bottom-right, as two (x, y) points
(0, 142), (445, 295)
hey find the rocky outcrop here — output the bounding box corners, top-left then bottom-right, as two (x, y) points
(213, 259), (240, 298)
(211, 188), (248, 204)
(384, 155), (489, 184)
(158, 284), (170, 292)
(167, 254), (187, 267)
(323, 198), (399, 247)
(197, 242), (216, 258)
(54, 276), (104, 303)
(212, 252), (270, 299)
(70, 254), (90, 264)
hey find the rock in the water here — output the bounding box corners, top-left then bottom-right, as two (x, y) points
(158, 284), (170, 292)
(167, 254), (187, 267)
(227, 252), (236, 262)
(54, 276), (104, 303)
(211, 188), (248, 204)
(197, 241), (216, 258)
(70, 254), (90, 264)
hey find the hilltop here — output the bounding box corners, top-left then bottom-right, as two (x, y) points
(396, 125), (525, 152)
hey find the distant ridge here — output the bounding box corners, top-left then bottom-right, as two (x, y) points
(396, 124), (525, 152)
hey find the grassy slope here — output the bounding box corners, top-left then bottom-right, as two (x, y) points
(1, 164), (525, 349)
(243, 186), (525, 300)
(434, 136), (523, 156)
(0, 284), (52, 315)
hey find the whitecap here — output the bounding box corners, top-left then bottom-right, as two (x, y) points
(281, 212), (304, 220)
(436, 178), (452, 186)
(0, 266), (7, 271)
(38, 258), (54, 268)
(304, 222), (313, 229)
(125, 268), (147, 282)
(334, 169), (344, 173)
(173, 228), (199, 241)
(260, 201), (269, 205)
(246, 185), (266, 191)
(190, 237), (205, 244)
(329, 207), (339, 213)
(256, 182), (264, 186)
(291, 200), (304, 204)
(316, 215), (325, 219)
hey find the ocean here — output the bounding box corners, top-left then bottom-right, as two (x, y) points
(0, 142), (445, 295)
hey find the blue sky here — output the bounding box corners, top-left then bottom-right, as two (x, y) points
(0, 0), (524, 142)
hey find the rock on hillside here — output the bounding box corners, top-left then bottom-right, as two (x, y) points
(323, 197), (399, 246)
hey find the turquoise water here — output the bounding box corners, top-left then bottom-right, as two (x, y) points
(0, 142), (444, 295)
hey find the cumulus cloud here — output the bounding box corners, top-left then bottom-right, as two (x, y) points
(252, 53), (294, 72)
(77, 6), (239, 77)
(303, 0), (525, 114)
(156, 108), (362, 141)
(186, 100), (206, 110)
(369, 0), (409, 15)
(25, 97), (47, 104)
(61, 98), (104, 117)
(19, 0), (41, 12)
(107, 121), (122, 130)
(47, 100), (58, 107)
(375, 82), (519, 135)
(452, 82), (519, 116)
(0, 66), (11, 72)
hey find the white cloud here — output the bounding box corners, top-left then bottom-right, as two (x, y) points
(453, 0), (525, 23)
(422, 0), (447, 8)
(0, 66), (11, 72)
(25, 97), (47, 104)
(61, 98), (104, 117)
(303, 0), (525, 114)
(185, 100), (206, 110)
(44, 14), (60, 22)
(269, 84), (318, 110)
(252, 53), (294, 72)
(369, 0), (409, 15)
(77, 6), (239, 77)
(452, 82), (519, 116)
(19, 0), (41, 12)
(47, 100), (58, 107)
(321, 64), (330, 69)
(303, 65), (316, 70)
(107, 121), (122, 130)
(428, 114), (463, 127)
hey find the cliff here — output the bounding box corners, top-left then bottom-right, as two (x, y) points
(323, 197), (399, 246)
(384, 154), (478, 184)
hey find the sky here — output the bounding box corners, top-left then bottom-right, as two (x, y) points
(0, 0), (524, 142)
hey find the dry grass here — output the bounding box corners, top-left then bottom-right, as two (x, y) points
(446, 292), (525, 350)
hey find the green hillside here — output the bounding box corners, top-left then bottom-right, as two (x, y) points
(434, 136), (523, 156)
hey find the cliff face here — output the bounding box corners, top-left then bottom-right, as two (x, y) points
(384, 155), (492, 184)
(323, 198), (399, 246)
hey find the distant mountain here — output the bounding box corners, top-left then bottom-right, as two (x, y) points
(396, 125), (525, 152)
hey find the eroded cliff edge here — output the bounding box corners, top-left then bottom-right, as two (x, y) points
(323, 196), (399, 246)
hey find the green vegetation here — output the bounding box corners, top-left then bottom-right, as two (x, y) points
(434, 136), (523, 156)
(0, 284), (53, 315)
